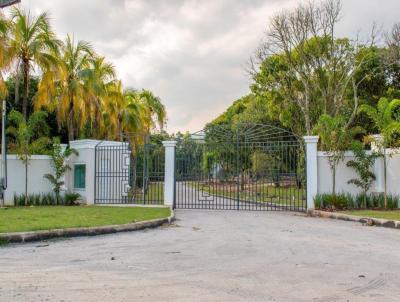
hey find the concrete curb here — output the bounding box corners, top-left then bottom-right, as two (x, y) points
(0, 211), (175, 244)
(309, 210), (400, 229)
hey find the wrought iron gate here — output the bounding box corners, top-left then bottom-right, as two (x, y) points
(175, 123), (306, 211)
(94, 139), (164, 204)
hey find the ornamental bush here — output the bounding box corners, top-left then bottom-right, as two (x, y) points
(314, 193), (399, 210)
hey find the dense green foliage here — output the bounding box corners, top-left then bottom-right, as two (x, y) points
(210, 1), (400, 142)
(0, 8), (166, 150)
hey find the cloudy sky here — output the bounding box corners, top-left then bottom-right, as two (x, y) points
(8, 0), (400, 133)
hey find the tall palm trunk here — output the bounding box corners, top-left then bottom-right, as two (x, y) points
(332, 165), (336, 196)
(68, 95), (75, 141)
(22, 61), (30, 121)
(14, 64), (20, 107)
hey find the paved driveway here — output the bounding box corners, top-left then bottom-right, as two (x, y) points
(0, 210), (400, 302)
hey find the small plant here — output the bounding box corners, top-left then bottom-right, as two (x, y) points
(44, 138), (78, 204)
(64, 192), (81, 206)
(346, 143), (379, 208)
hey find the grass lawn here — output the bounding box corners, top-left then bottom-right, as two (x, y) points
(341, 210), (400, 221)
(0, 206), (171, 233)
(130, 183), (164, 204)
(188, 181), (305, 206)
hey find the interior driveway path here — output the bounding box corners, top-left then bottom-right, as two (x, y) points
(1, 210), (400, 302)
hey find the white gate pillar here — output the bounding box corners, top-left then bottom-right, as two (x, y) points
(163, 141), (177, 207)
(304, 136), (319, 211)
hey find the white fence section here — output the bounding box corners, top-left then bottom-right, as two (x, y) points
(303, 135), (400, 210)
(317, 150), (400, 196)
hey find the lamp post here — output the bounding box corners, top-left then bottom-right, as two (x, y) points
(0, 1), (21, 206)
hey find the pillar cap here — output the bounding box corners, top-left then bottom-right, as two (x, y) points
(162, 140), (177, 147)
(303, 136), (319, 143)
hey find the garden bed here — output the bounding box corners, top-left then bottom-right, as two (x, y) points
(0, 206), (171, 233)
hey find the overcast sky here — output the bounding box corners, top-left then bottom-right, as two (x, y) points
(8, 0), (400, 133)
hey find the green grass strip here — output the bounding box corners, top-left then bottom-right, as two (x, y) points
(0, 206), (170, 233)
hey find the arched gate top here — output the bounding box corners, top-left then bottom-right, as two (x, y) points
(191, 123), (301, 143)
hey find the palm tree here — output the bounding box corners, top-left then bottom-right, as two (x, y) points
(85, 56), (116, 138)
(8, 8), (60, 120)
(35, 35), (94, 140)
(139, 89), (166, 132)
(7, 110), (50, 205)
(101, 85), (144, 141)
(0, 12), (11, 99)
(359, 97), (400, 209)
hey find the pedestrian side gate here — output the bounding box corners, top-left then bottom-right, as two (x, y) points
(94, 140), (164, 205)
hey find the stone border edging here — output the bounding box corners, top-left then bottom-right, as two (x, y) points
(309, 210), (400, 229)
(0, 211), (175, 244)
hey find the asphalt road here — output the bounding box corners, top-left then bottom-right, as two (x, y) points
(0, 210), (399, 302)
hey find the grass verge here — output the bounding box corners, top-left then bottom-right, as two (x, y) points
(0, 206), (171, 233)
(187, 181), (306, 206)
(340, 210), (400, 221)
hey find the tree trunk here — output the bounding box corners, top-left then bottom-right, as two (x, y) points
(24, 160), (28, 206)
(68, 117), (74, 141)
(363, 189), (367, 209)
(384, 149), (387, 209)
(332, 165), (336, 197)
(22, 62), (30, 121)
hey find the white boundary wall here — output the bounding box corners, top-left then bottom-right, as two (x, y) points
(0, 139), (126, 205)
(317, 149), (400, 196)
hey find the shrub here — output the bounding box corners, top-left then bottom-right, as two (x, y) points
(368, 193), (399, 210)
(12, 192), (80, 206)
(314, 194), (323, 209)
(315, 192), (400, 210)
(314, 193), (354, 210)
(64, 192), (81, 206)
